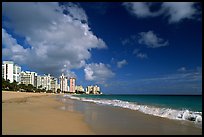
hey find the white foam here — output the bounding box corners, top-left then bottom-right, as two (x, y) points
(62, 95), (202, 126)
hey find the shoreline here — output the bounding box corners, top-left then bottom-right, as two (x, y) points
(2, 91), (202, 135)
(58, 94), (202, 135)
(2, 91), (94, 135)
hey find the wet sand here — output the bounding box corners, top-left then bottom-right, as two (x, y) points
(57, 96), (202, 135)
(2, 91), (202, 135)
(2, 91), (94, 135)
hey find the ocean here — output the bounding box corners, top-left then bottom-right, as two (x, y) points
(63, 94), (202, 126)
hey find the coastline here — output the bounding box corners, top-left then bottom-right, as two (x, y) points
(2, 91), (202, 135)
(2, 91), (94, 135)
(57, 94), (202, 135)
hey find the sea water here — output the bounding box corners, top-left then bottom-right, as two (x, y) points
(63, 94), (202, 126)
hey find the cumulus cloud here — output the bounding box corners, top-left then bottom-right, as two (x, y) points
(123, 2), (200, 23)
(161, 2), (198, 23)
(123, 2), (161, 18)
(133, 49), (148, 59)
(138, 30), (169, 48)
(84, 63), (115, 84)
(2, 28), (29, 64)
(60, 2), (88, 22)
(2, 2), (107, 77)
(117, 59), (128, 68)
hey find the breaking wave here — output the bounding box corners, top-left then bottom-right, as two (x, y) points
(62, 94), (202, 126)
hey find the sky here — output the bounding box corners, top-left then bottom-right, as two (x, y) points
(2, 2), (202, 95)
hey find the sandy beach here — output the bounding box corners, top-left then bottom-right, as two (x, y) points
(2, 91), (94, 135)
(2, 91), (202, 135)
(57, 95), (202, 135)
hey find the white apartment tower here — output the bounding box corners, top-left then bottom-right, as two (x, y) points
(41, 74), (51, 91)
(59, 73), (68, 93)
(50, 77), (58, 93)
(2, 61), (21, 83)
(20, 71), (37, 87)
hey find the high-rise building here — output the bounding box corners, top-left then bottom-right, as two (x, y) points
(86, 86), (92, 94)
(41, 74), (51, 91)
(70, 77), (76, 93)
(75, 85), (84, 92)
(59, 73), (68, 93)
(2, 61), (21, 83)
(50, 77), (58, 93)
(67, 86), (70, 92)
(86, 85), (101, 94)
(20, 71), (37, 87)
(37, 75), (42, 89)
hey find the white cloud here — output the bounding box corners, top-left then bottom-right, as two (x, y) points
(123, 2), (161, 18)
(123, 2), (200, 23)
(2, 28), (29, 64)
(2, 2), (107, 77)
(177, 67), (187, 72)
(60, 2), (88, 22)
(138, 30), (169, 48)
(84, 63), (115, 84)
(132, 49), (148, 59)
(136, 53), (148, 59)
(161, 2), (198, 23)
(117, 59), (128, 68)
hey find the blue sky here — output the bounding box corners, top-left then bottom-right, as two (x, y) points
(2, 2), (202, 94)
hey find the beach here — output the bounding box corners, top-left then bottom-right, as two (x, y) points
(57, 95), (202, 135)
(2, 91), (94, 135)
(2, 91), (202, 135)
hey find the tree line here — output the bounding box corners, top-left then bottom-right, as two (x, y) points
(2, 78), (56, 93)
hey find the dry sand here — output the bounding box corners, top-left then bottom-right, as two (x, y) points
(2, 91), (94, 135)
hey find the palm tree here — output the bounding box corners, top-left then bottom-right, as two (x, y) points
(19, 83), (26, 92)
(27, 84), (34, 92)
(12, 80), (19, 91)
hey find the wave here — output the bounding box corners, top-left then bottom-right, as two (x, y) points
(62, 94), (202, 126)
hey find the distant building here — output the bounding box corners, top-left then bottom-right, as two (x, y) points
(50, 77), (58, 93)
(70, 77), (76, 93)
(2, 61), (21, 83)
(20, 71), (37, 87)
(67, 86), (70, 92)
(75, 85), (84, 92)
(86, 86), (93, 94)
(57, 84), (60, 90)
(86, 85), (101, 94)
(41, 74), (51, 91)
(59, 73), (68, 93)
(37, 75), (42, 89)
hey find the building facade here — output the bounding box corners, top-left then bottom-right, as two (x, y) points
(59, 73), (68, 92)
(37, 75), (42, 89)
(75, 85), (84, 92)
(41, 74), (51, 91)
(2, 61), (21, 83)
(50, 77), (58, 93)
(20, 71), (37, 87)
(69, 77), (76, 93)
(86, 85), (101, 94)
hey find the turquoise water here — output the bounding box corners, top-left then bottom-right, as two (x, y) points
(74, 94), (202, 112)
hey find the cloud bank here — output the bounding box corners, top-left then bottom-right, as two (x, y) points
(2, 2), (107, 78)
